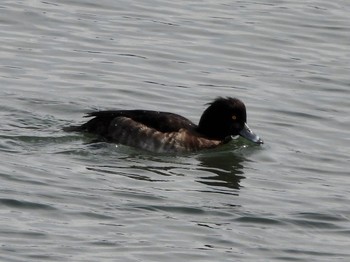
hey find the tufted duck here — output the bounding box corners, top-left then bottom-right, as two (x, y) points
(64, 97), (263, 152)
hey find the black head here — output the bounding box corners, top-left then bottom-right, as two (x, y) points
(197, 97), (263, 144)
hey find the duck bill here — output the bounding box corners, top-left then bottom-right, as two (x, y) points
(239, 123), (264, 145)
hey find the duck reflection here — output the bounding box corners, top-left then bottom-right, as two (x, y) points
(84, 143), (247, 191)
(196, 150), (246, 190)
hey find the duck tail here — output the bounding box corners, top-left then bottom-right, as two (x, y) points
(62, 125), (85, 132)
(63, 111), (118, 137)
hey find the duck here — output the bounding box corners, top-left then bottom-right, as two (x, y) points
(64, 97), (263, 153)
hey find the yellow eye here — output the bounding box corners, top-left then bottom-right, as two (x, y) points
(232, 115), (237, 120)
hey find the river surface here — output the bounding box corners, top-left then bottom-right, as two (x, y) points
(1, 0), (350, 261)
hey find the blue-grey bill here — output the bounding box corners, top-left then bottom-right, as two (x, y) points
(239, 123), (264, 144)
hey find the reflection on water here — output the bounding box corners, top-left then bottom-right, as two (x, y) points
(84, 143), (247, 192)
(1, 0), (350, 260)
(196, 150), (245, 190)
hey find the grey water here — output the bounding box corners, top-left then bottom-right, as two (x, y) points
(1, 0), (350, 261)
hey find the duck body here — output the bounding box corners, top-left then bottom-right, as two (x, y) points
(64, 97), (263, 153)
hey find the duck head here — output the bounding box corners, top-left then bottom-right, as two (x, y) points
(197, 97), (263, 144)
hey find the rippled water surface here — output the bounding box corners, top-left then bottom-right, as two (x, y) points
(1, 0), (350, 261)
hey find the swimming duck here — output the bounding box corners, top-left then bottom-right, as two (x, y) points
(64, 97), (263, 152)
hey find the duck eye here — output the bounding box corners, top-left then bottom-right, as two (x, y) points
(232, 115), (237, 120)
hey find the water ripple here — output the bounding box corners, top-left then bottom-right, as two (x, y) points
(1, 0), (350, 261)
(0, 198), (56, 210)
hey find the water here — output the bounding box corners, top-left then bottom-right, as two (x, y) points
(1, 0), (349, 261)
